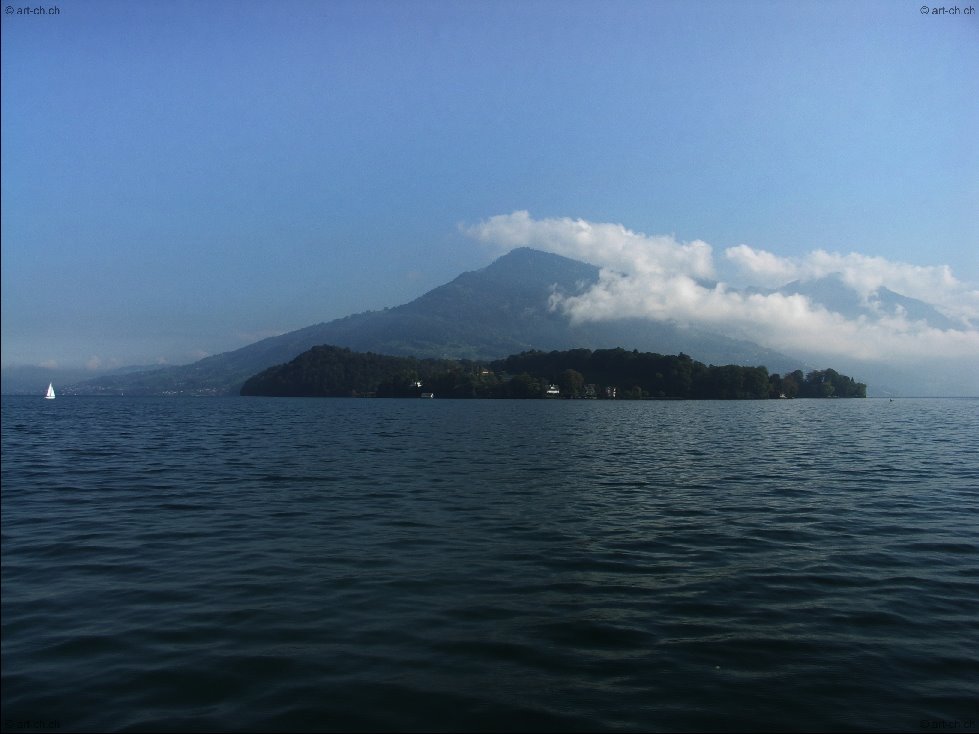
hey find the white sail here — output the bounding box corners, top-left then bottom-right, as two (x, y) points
(45, 383), (56, 400)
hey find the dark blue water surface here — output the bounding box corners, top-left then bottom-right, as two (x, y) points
(2, 396), (977, 732)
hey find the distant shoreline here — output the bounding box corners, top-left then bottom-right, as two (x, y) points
(239, 345), (868, 400)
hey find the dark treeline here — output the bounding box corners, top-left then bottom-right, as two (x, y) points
(240, 345), (866, 399)
(494, 348), (865, 399)
(239, 346), (461, 397)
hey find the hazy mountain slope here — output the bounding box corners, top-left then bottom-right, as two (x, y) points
(871, 286), (962, 330)
(777, 275), (960, 329)
(758, 274), (975, 396)
(66, 248), (801, 396)
(0, 363), (156, 396)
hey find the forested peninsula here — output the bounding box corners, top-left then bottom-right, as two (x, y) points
(240, 345), (866, 399)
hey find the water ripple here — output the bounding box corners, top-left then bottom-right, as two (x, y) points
(2, 396), (977, 732)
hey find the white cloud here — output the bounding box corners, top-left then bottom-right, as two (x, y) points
(463, 210), (715, 280)
(557, 273), (979, 362)
(464, 211), (979, 365)
(724, 244), (799, 286)
(725, 244), (979, 323)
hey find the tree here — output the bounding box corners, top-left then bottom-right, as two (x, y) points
(768, 372), (783, 398)
(508, 372), (542, 399)
(744, 366), (770, 399)
(559, 369), (585, 398)
(782, 370), (803, 398)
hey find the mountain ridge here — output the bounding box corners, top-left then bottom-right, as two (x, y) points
(51, 248), (801, 396)
(5, 247), (973, 396)
(772, 274), (961, 330)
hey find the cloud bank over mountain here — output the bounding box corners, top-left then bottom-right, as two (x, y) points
(724, 245), (979, 325)
(464, 211), (979, 368)
(463, 210), (716, 282)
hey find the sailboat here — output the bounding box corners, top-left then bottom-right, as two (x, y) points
(45, 383), (56, 400)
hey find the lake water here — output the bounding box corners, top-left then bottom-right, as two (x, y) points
(2, 396), (977, 732)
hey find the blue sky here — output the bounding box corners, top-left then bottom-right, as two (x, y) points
(2, 0), (977, 370)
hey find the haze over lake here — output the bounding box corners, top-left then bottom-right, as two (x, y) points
(3, 395), (977, 731)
